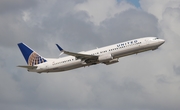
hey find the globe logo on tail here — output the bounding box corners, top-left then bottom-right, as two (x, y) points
(28, 52), (46, 66)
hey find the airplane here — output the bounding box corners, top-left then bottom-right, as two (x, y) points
(17, 37), (165, 73)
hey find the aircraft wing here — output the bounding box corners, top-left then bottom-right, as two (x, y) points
(56, 44), (98, 61)
(18, 65), (37, 69)
(64, 51), (98, 60)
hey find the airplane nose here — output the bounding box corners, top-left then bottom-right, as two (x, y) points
(159, 39), (165, 44)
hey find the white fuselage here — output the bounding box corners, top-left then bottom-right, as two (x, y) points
(29, 37), (165, 73)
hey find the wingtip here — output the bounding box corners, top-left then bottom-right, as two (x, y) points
(56, 44), (64, 51)
(17, 42), (23, 46)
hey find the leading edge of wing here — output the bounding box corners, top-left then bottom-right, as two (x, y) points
(55, 44), (98, 60)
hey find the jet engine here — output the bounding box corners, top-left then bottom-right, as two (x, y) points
(103, 58), (119, 65)
(98, 54), (113, 62)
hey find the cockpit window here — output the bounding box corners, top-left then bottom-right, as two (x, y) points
(153, 38), (158, 40)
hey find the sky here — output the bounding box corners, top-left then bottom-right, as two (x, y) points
(0, 0), (180, 110)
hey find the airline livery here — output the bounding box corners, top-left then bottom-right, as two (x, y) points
(18, 37), (165, 73)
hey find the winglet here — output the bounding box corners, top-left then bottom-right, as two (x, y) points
(56, 44), (64, 51)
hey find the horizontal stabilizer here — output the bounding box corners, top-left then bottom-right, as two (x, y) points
(17, 65), (37, 69)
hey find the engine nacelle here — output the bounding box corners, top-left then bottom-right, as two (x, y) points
(98, 54), (113, 62)
(104, 58), (119, 65)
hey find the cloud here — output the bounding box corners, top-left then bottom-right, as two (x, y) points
(98, 9), (158, 44)
(75, 0), (135, 25)
(0, 0), (37, 14)
(140, 0), (180, 20)
(1, 0), (180, 110)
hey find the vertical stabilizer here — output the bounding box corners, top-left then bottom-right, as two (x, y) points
(17, 43), (47, 66)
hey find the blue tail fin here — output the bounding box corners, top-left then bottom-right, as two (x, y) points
(18, 43), (47, 66)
